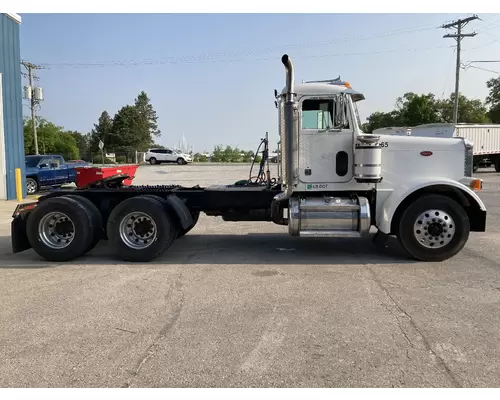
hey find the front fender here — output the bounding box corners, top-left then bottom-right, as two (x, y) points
(377, 177), (486, 234)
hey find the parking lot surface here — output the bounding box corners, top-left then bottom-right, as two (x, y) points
(1, 163), (499, 387)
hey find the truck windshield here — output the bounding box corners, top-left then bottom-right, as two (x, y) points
(25, 156), (43, 168)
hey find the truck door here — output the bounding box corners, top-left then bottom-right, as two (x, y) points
(37, 157), (57, 186)
(164, 149), (175, 162)
(298, 95), (354, 183)
(51, 156), (69, 184)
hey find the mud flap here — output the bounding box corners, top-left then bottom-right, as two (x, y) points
(11, 216), (31, 254)
(165, 195), (193, 230)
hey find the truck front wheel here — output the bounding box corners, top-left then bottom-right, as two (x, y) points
(107, 196), (177, 262)
(26, 177), (38, 195)
(397, 194), (470, 262)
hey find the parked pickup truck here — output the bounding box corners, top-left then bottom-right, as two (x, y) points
(25, 155), (88, 195)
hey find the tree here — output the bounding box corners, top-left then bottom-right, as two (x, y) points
(211, 145), (224, 162)
(435, 93), (489, 123)
(134, 91), (161, 140)
(361, 111), (402, 132)
(395, 92), (441, 126)
(90, 111), (114, 152)
(23, 117), (79, 160)
(111, 105), (143, 151)
(67, 131), (91, 160)
(362, 90), (491, 130)
(486, 76), (500, 123)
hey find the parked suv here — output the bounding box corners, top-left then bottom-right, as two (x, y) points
(145, 148), (192, 165)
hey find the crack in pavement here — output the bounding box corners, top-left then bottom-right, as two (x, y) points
(121, 272), (184, 388)
(365, 265), (462, 388)
(380, 301), (415, 350)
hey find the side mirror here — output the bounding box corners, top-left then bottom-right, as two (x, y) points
(39, 163), (48, 169)
(334, 94), (347, 129)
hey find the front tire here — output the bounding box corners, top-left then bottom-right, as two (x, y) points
(26, 177), (38, 195)
(397, 194), (470, 262)
(177, 158), (185, 165)
(107, 196), (177, 262)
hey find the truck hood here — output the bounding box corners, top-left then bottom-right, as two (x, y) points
(371, 134), (467, 187)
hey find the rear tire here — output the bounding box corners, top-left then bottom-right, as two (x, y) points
(494, 157), (500, 172)
(397, 194), (470, 262)
(107, 196), (177, 262)
(149, 157), (157, 165)
(64, 195), (103, 253)
(26, 196), (94, 262)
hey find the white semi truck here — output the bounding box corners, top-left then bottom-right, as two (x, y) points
(11, 54), (486, 263)
(374, 123), (500, 172)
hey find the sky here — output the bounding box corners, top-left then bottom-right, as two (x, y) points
(18, 13), (500, 153)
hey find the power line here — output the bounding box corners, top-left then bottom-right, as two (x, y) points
(441, 14), (479, 124)
(36, 43), (452, 70)
(468, 65), (500, 74)
(36, 23), (438, 69)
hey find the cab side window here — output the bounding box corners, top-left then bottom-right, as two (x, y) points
(301, 98), (350, 130)
(38, 158), (52, 168)
(302, 99), (334, 130)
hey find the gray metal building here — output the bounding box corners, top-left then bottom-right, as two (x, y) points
(0, 13), (25, 200)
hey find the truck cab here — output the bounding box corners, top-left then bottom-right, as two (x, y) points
(274, 54), (486, 261)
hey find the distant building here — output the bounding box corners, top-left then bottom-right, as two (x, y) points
(0, 13), (24, 200)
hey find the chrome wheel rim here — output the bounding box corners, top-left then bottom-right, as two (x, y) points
(38, 212), (75, 249)
(119, 212), (157, 249)
(413, 209), (456, 249)
(26, 180), (37, 194)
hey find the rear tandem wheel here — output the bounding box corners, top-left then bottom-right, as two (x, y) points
(26, 196), (96, 262)
(106, 195), (178, 262)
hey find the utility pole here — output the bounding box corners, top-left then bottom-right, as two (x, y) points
(21, 61), (44, 155)
(441, 15), (479, 124)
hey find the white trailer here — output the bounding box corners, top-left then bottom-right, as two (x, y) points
(377, 123), (500, 172)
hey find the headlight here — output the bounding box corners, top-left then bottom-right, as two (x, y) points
(464, 139), (474, 177)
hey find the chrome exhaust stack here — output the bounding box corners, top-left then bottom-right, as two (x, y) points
(274, 54), (297, 202)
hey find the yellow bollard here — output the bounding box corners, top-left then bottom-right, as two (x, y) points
(15, 168), (23, 202)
